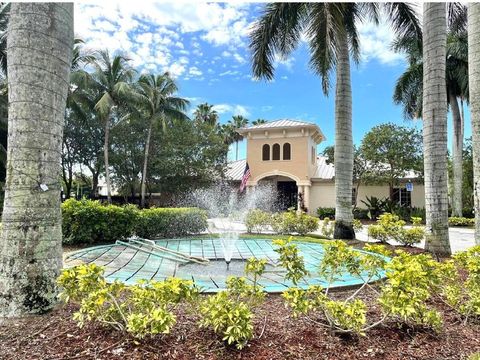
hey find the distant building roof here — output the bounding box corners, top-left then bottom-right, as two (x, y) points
(241, 119), (319, 130)
(226, 159), (247, 181)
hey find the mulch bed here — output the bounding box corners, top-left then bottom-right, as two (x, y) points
(1, 287), (479, 360)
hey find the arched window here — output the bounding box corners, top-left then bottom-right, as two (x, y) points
(283, 143), (291, 160)
(262, 144), (270, 161)
(272, 143), (280, 160)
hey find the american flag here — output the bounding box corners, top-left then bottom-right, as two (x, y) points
(239, 163), (251, 192)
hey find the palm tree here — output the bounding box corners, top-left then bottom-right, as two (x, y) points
(90, 51), (136, 203)
(0, 3), (73, 317)
(250, 3), (420, 239)
(252, 118), (267, 126)
(193, 103), (218, 126)
(393, 4), (468, 217)
(468, 3), (480, 245)
(228, 115), (249, 160)
(422, 3), (451, 256)
(135, 73), (190, 208)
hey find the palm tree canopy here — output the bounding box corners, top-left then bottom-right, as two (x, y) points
(193, 103), (219, 126)
(90, 50), (136, 118)
(252, 118), (267, 125)
(135, 72), (190, 130)
(393, 3), (468, 119)
(228, 115), (249, 143)
(250, 2), (420, 95)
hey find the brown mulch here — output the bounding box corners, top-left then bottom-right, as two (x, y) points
(1, 288), (479, 360)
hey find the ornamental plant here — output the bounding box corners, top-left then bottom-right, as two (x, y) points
(273, 239), (388, 335)
(379, 251), (442, 331)
(244, 209), (271, 233)
(367, 213), (405, 243)
(437, 246), (480, 323)
(198, 257), (267, 349)
(57, 264), (198, 338)
(321, 217), (335, 238)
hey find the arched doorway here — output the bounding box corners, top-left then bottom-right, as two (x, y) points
(256, 174), (299, 211)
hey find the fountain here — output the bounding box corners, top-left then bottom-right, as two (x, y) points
(191, 182), (277, 270)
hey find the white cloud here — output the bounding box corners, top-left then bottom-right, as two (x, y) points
(188, 66), (203, 77)
(75, 2), (254, 78)
(219, 70), (241, 77)
(213, 104), (250, 117)
(357, 20), (406, 66)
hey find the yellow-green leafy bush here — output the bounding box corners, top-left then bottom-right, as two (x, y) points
(271, 210), (319, 235)
(57, 264), (198, 338)
(244, 209), (272, 233)
(448, 217), (475, 227)
(198, 257), (266, 349)
(379, 251), (442, 330)
(438, 246), (480, 322)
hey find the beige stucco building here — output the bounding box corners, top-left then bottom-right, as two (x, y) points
(227, 119), (425, 214)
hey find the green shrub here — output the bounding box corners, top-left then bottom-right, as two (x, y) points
(379, 251), (442, 331)
(62, 199), (207, 244)
(136, 207), (208, 239)
(352, 219), (363, 231)
(353, 208), (370, 220)
(397, 227), (425, 247)
(198, 257), (266, 349)
(438, 246), (480, 323)
(316, 207), (335, 219)
(244, 209), (271, 233)
(367, 213), (406, 244)
(57, 264), (198, 338)
(271, 210), (319, 235)
(448, 217), (475, 227)
(62, 199), (139, 245)
(320, 218), (335, 238)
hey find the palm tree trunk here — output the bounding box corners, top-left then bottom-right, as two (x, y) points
(422, 3), (451, 256)
(0, 3), (73, 317)
(450, 89), (463, 217)
(141, 121), (153, 208)
(468, 3), (480, 245)
(104, 118), (112, 203)
(236, 141), (239, 161)
(333, 29), (354, 240)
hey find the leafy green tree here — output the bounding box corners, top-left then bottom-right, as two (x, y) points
(360, 123), (423, 199)
(193, 103), (218, 127)
(148, 119), (228, 195)
(135, 73), (189, 207)
(250, 3), (420, 239)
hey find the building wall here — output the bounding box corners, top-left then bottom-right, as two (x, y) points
(245, 128), (317, 183)
(308, 181), (426, 211)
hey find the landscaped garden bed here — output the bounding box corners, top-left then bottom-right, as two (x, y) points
(1, 289), (480, 360)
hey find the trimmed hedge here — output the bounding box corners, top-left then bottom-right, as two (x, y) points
(448, 217), (475, 227)
(62, 199), (208, 245)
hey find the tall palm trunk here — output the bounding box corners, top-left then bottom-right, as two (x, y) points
(468, 3), (480, 245)
(0, 3), (73, 317)
(236, 141), (239, 161)
(140, 121), (153, 208)
(422, 3), (451, 255)
(104, 117), (112, 203)
(450, 89), (464, 217)
(333, 30), (354, 239)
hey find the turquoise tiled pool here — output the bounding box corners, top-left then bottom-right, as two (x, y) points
(65, 238), (386, 293)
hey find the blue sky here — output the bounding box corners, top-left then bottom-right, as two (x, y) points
(76, 1), (471, 161)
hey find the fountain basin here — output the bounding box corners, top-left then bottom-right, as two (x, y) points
(65, 238), (387, 293)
